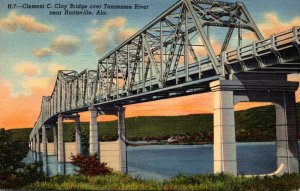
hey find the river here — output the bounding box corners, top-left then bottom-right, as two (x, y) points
(22, 142), (299, 179)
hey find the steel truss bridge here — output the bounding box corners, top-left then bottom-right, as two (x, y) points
(29, 0), (300, 173)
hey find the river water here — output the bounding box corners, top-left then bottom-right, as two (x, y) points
(22, 142), (298, 179)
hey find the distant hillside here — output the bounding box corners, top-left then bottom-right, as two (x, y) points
(7, 103), (300, 143)
(7, 128), (33, 144)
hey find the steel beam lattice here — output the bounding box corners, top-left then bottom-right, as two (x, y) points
(30, 0), (300, 140)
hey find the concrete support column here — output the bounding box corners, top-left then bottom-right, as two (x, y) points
(75, 116), (82, 155)
(212, 90), (237, 175)
(42, 125), (47, 155)
(53, 125), (58, 155)
(89, 106), (99, 155)
(118, 107), (127, 174)
(36, 132), (41, 153)
(275, 93), (299, 174)
(57, 115), (65, 162)
(33, 137), (36, 152)
(211, 76), (299, 175)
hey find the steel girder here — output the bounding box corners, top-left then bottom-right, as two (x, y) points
(29, 0), (300, 140)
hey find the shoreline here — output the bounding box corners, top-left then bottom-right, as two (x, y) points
(125, 140), (281, 147)
(126, 140), (211, 147)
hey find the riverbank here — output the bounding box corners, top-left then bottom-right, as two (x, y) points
(24, 173), (300, 190)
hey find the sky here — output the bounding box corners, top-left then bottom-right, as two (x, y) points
(0, 0), (299, 129)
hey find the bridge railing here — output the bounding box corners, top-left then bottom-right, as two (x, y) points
(223, 26), (300, 73)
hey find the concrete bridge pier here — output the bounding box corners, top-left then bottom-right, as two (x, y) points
(89, 106), (99, 155)
(274, 93), (299, 174)
(30, 141), (33, 151)
(54, 114), (82, 162)
(210, 74), (299, 175)
(210, 89), (237, 175)
(28, 140), (32, 150)
(75, 115), (82, 155)
(95, 106), (128, 174)
(29, 140), (32, 151)
(36, 131), (41, 153)
(53, 125), (58, 156)
(42, 125), (47, 155)
(32, 137), (36, 152)
(117, 106), (128, 174)
(57, 114), (65, 162)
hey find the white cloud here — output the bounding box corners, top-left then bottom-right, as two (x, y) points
(7, 61), (68, 97)
(32, 35), (80, 58)
(13, 61), (41, 76)
(51, 35), (80, 55)
(89, 17), (137, 55)
(32, 48), (53, 58)
(0, 11), (54, 33)
(47, 62), (67, 75)
(244, 13), (300, 39)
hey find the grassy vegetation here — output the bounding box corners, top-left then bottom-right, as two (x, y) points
(7, 128), (33, 144)
(7, 103), (300, 143)
(25, 173), (300, 191)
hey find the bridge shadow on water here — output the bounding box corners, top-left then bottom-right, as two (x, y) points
(22, 142), (300, 179)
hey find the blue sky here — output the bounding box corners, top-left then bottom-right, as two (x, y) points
(0, 0), (299, 78)
(0, 0), (299, 128)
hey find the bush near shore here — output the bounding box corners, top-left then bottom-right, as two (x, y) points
(26, 173), (300, 191)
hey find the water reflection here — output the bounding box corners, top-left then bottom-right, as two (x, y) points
(23, 151), (76, 177)
(42, 155), (49, 176)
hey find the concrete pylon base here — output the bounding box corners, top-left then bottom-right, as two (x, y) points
(210, 74), (299, 175)
(36, 132), (41, 153)
(57, 115), (65, 162)
(42, 125), (47, 155)
(89, 106), (99, 156)
(118, 107), (127, 174)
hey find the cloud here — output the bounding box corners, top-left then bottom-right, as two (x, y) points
(259, 13), (300, 37)
(5, 76), (51, 97)
(19, 77), (51, 96)
(114, 29), (136, 44)
(32, 48), (53, 58)
(0, 11), (54, 33)
(13, 61), (41, 76)
(89, 17), (137, 55)
(33, 35), (80, 58)
(89, 29), (109, 55)
(103, 17), (127, 30)
(244, 13), (300, 39)
(0, 79), (52, 128)
(51, 35), (80, 55)
(47, 62), (67, 75)
(7, 61), (67, 98)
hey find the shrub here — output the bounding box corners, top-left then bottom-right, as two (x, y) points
(71, 154), (111, 176)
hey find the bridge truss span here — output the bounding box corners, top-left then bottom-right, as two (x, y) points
(29, 0), (300, 176)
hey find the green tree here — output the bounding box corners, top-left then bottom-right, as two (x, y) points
(0, 128), (45, 188)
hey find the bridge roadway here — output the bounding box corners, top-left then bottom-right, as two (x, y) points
(29, 0), (300, 176)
